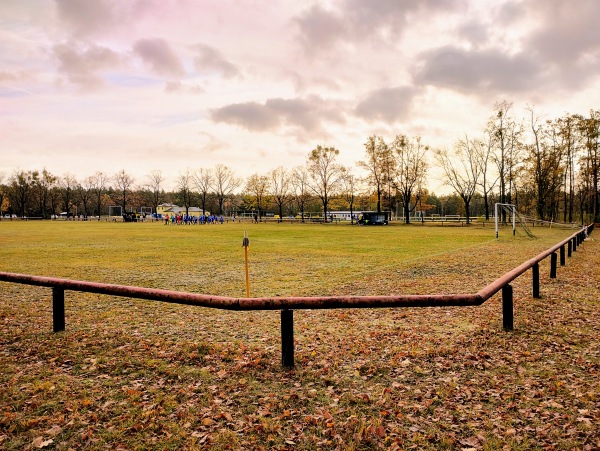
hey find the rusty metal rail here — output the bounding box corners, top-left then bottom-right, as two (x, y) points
(0, 224), (593, 367)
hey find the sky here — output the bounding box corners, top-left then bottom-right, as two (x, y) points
(2, 0), (600, 193)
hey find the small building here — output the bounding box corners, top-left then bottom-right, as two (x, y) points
(358, 211), (389, 225)
(156, 203), (208, 218)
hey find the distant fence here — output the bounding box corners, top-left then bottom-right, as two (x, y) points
(0, 224), (593, 367)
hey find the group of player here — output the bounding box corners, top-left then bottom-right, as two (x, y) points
(163, 213), (225, 225)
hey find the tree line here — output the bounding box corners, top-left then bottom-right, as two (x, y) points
(1, 102), (598, 225)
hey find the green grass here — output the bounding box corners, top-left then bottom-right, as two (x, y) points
(1, 220), (598, 450)
(0, 220), (575, 296)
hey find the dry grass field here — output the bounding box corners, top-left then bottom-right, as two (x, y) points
(1, 220), (598, 450)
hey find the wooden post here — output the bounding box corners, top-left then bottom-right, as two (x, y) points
(53, 287), (65, 332)
(532, 263), (540, 299)
(242, 231), (250, 297)
(568, 240), (572, 257)
(560, 245), (566, 266)
(502, 284), (513, 331)
(550, 252), (557, 278)
(281, 309), (294, 367)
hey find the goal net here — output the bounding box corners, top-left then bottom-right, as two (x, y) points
(139, 207), (153, 216)
(495, 203), (534, 239)
(108, 206), (123, 218)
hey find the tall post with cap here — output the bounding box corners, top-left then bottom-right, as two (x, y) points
(242, 231), (250, 297)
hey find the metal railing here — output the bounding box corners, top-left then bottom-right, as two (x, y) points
(0, 224), (593, 367)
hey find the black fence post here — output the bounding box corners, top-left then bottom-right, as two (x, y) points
(560, 245), (566, 266)
(573, 237), (578, 251)
(502, 284), (513, 331)
(550, 253), (557, 278)
(532, 263), (540, 299)
(281, 309), (294, 367)
(568, 240), (572, 257)
(53, 287), (65, 332)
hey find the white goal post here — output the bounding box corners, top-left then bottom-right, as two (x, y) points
(139, 207), (153, 215)
(495, 203), (516, 239)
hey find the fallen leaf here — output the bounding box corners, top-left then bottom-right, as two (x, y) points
(44, 425), (62, 437)
(32, 437), (53, 448)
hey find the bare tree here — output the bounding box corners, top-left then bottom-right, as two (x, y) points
(60, 173), (78, 217)
(114, 170), (135, 212)
(307, 145), (344, 221)
(477, 129), (499, 220)
(358, 135), (393, 213)
(193, 168), (213, 215)
(0, 172), (6, 218)
(90, 171), (108, 217)
(340, 167), (358, 224)
(177, 169), (194, 216)
(269, 167), (290, 221)
(555, 115), (578, 223)
(9, 170), (37, 217)
(245, 173), (270, 220)
(146, 170), (165, 214)
(389, 135), (429, 224)
(291, 166), (311, 222)
(33, 169), (57, 219)
(48, 185), (62, 218)
(525, 107), (565, 221)
(488, 101), (522, 217)
(577, 110), (600, 223)
(79, 176), (94, 217)
(435, 136), (482, 223)
(212, 164), (240, 215)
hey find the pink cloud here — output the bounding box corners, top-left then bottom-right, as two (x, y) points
(53, 42), (122, 89)
(133, 38), (185, 77)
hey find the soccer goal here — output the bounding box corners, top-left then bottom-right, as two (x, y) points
(108, 205), (123, 219)
(495, 203), (534, 239)
(139, 206), (153, 216)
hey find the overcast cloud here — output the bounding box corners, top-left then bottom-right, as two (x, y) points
(1, 0), (600, 191)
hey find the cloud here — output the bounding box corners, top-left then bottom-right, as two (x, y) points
(197, 131), (225, 154)
(290, 72), (342, 94)
(53, 42), (122, 89)
(211, 96), (345, 133)
(355, 86), (417, 123)
(294, 5), (348, 54)
(413, 46), (542, 93)
(343, 0), (462, 34)
(411, 0), (600, 96)
(193, 44), (240, 79)
(526, 0), (600, 60)
(456, 20), (490, 47)
(265, 97), (344, 132)
(164, 81), (204, 94)
(212, 102), (280, 131)
(522, 0), (600, 85)
(133, 38), (185, 77)
(294, 0), (464, 55)
(0, 70), (31, 83)
(54, 0), (115, 37)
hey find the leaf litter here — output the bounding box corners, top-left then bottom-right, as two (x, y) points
(0, 225), (598, 449)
